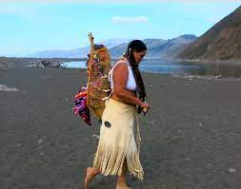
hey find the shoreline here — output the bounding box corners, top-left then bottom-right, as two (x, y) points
(175, 58), (241, 65)
(2, 57), (241, 79)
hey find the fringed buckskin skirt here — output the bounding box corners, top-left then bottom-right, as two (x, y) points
(93, 98), (144, 180)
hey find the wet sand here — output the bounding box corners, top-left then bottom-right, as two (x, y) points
(0, 67), (241, 189)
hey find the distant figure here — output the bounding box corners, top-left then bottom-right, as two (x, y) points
(84, 40), (150, 189)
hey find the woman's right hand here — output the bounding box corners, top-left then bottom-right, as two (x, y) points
(140, 102), (150, 113)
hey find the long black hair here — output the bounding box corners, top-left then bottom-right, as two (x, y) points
(125, 40), (147, 113)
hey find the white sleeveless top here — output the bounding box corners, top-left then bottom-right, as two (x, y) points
(108, 59), (137, 92)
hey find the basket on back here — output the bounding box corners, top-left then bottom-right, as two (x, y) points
(87, 33), (111, 119)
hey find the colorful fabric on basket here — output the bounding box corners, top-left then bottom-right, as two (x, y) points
(73, 86), (91, 126)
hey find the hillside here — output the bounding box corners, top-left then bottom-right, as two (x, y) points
(109, 35), (197, 59)
(179, 6), (241, 61)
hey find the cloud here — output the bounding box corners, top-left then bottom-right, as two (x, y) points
(112, 16), (149, 24)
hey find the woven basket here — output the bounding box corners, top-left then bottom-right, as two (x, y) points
(87, 34), (111, 119)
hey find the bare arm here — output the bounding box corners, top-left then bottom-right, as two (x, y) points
(112, 62), (143, 106)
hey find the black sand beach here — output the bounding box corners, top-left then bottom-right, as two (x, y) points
(0, 67), (241, 189)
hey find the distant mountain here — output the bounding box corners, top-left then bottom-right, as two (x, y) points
(147, 35), (197, 59)
(178, 6), (241, 61)
(26, 49), (80, 59)
(109, 35), (197, 59)
(108, 42), (129, 58)
(26, 35), (197, 59)
(26, 38), (132, 58)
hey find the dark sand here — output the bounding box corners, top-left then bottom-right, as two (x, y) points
(0, 68), (241, 189)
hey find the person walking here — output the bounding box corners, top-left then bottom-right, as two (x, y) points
(84, 40), (150, 189)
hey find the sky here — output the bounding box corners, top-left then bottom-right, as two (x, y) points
(0, 0), (240, 57)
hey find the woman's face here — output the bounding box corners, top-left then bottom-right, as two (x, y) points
(133, 50), (147, 64)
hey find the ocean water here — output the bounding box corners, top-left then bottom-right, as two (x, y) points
(61, 60), (241, 78)
(62, 61), (87, 69)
